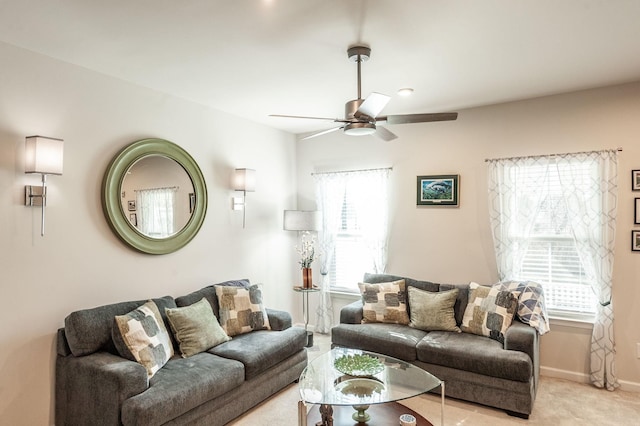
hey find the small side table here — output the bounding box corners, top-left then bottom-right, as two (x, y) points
(293, 286), (320, 347)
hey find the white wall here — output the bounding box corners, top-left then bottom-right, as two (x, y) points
(0, 42), (301, 425)
(296, 82), (640, 390)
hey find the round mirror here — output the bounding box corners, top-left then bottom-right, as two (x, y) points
(102, 138), (207, 254)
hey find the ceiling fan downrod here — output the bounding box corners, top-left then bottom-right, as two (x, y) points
(347, 45), (370, 101)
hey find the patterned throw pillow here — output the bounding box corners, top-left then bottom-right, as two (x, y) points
(215, 284), (271, 337)
(165, 298), (231, 358)
(460, 283), (519, 343)
(358, 279), (409, 325)
(113, 300), (174, 378)
(408, 287), (461, 332)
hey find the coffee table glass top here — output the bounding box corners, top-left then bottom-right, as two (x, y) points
(299, 347), (441, 406)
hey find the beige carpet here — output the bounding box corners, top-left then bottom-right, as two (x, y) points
(230, 335), (640, 425)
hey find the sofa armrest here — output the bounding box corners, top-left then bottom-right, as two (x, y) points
(505, 320), (540, 393)
(56, 351), (149, 425)
(266, 308), (292, 331)
(339, 300), (364, 324)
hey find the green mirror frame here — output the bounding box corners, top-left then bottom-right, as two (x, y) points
(102, 138), (207, 255)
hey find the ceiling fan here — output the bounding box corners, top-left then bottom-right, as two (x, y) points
(270, 45), (458, 141)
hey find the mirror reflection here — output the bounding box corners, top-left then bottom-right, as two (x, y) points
(120, 155), (195, 238)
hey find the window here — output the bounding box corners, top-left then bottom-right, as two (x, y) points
(517, 163), (596, 315)
(330, 191), (375, 292)
(314, 168), (390, 293)
(488, 157), (601, 318)
(136, 187), (177, 237)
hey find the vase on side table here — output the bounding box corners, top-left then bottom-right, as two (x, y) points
(302, 267), (313, 289)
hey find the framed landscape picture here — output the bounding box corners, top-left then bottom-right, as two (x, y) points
(635, 198), (640, 225)
(417, 174), (459, 206)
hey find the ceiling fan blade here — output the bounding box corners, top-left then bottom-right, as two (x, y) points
(380, 112), (458, 125)
(354, 92), (391, 120)
(301, 126), (343, 140)
(374, 126), (398, 142)
(269, 114), (347, 122)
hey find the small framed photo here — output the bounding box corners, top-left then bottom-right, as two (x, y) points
(128, 200), (136, 211)
(129, 213), (137, 227)
(632, 230), (640, 252)
(635, 198), (640, 225)
(633, 170), (640, 191)
(417, 174), (459, 206)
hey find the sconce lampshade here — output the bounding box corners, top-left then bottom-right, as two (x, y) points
(25, 135), (64, 175)
(283, 210), (322, 232)
(233, 168), (256, 192)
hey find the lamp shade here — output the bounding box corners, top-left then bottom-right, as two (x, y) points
(25, 136), (64, 175)
(232, 168), (256, 192)
(283, 210), (322, 231)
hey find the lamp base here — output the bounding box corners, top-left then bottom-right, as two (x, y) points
(305, 331), (314, 348)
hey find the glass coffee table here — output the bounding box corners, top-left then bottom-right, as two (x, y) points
(298, 347), (444, 425)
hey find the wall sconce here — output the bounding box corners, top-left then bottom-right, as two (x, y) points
(232, 168), (256, 228)
(24, 135), (64, 236)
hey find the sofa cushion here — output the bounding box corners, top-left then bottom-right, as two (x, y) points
(363, 273), (440, 317)
(438, 283), (470, 325)
(215, 284), (271, 336)
(408, 287), (461, 333)
(416, 331), (532, 382)
(113, 300), (174, 378)
(65, 296), (176, 357)
(165, 298), (231, 357)
(358, 280), (410, 325)
(461, 283), (519, 343)
(175, 279), (250, 319)
(331, 323), (428, 362)
(209, 327), (306, 379)
(121, 352), (245, 425)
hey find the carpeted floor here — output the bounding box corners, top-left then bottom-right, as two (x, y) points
(230, 334), (640, 426)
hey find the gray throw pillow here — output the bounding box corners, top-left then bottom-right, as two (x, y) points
(165, 298), (231, 358)
(408, 287), (461, 332)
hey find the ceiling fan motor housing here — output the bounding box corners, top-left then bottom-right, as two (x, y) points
(345, 99), (366, 120)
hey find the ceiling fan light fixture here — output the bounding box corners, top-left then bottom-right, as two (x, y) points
(344, 122), (376, 136)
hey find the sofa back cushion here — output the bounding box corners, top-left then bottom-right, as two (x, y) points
(175, 279), (250, 318)
(364, 273), (474, 321)
(439, 282), (470, 325)
(64, 295), (176, 357)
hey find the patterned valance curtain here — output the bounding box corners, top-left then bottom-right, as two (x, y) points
(487, 150), (619, 390)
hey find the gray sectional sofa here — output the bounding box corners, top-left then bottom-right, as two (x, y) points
(55, 280), (307, 426)
(331, 273), (540, 419)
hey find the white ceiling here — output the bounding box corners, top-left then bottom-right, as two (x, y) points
(1, 1), (640, 136)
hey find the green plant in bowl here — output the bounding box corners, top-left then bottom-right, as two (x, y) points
(334, 354), (384, 377)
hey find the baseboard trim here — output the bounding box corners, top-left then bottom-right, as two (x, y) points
(541, 366), (640, 392)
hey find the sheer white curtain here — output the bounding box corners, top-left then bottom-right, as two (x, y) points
(487, 157), (550, 280)
(313, 168), (391, 333)
(556, 150), (619, 390)
(488, 150), (619, 390)
(313, 175), (344, 334)
(136, 187), (177, 237)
